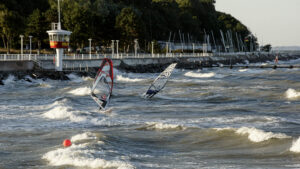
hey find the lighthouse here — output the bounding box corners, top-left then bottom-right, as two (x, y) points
(47, 0), (71, 71)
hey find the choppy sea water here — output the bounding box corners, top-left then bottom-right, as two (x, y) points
(1, 59), (300, 168)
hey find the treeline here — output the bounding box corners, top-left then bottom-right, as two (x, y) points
(0, 0), (257, 54)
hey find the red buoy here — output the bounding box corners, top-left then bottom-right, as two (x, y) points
(63, 139), (72, 147)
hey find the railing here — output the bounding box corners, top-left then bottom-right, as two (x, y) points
(0, 54), (52, 61)
(0, 51), (279, 62)
(0, 52), (214, 61)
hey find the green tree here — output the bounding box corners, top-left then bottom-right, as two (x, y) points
(0, 5), (23, 53)
(26, 9), (48, 53)
(60, 0), (93, 49)
(91, 0), (119, 44)
(261, 44), (272, 52)
(115, 7), (144, 49)
(0, 0), (258, 53)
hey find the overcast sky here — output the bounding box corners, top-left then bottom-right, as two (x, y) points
(215, 0), (300, 47)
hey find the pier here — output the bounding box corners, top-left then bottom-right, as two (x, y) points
(0, 52), (299, 73)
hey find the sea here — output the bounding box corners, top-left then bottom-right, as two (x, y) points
(1, 58), (300, 169)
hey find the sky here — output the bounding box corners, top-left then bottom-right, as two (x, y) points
(215, 0), (300, 47)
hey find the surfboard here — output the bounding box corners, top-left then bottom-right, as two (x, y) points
(144, 63), (177, 98)
(91, 58), (114, 110)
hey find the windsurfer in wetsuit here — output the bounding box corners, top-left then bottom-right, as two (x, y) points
(100, 95), (107, 108)
(146, 89), (158, 98)
(91, 92), (107, 109)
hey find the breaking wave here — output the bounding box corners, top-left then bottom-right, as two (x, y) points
(43, 132), (134, 169)
(137, 122), (186, 131)
(116, 75), (145, 82)
(184, 71), (216, 78)
(285, 88), (300, 100)
(67, 87), (91, 96)
(214, 127), (291, 142)
(42, 99), (88, 122)
(238, 69), (248, 72)
(2, 75), (15, 85)
(67, 73), (84, 83)
(216, 127), (291, 142)
(237, 69), (265, 74)
(290, 137), (300, 153)
(184, 71), (225, 79)
(71, 132), (100, 143)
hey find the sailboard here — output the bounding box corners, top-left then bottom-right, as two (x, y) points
(91, 58), (114, 110)
(144, 63), (177, 98)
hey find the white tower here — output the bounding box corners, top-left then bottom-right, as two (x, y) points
(47, 0), (71, 71)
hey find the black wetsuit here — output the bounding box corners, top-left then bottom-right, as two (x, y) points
(101, 99), (107, 108)
(146, 90), (158, 95)
(92, 92), (107, 109)
(146, 90), (158, 98)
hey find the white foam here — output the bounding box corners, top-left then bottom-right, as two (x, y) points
(67, 73), (83, 83)
(197, 115), (279, 126)
(43, 144), (133, 169)
(68, 87), (91, 96)
(238, 69), (248, 72)
(82, 76), (94, 81)
(43, 104), (87, 122)
(3, 75), (15, 85)
(236, 127), (290, 142)
(32, 78), (52, 88)
(145, 122), (186, 130)
(236, 69), (265, 74)
(285, 88), (300, 100)
(43, 106), (71, 119)
(290, 137), (300, 153)
(116, 75), (145, 82)
(39, 83), (52, 88)
(71, 132), (98, 143)
(213, 127), (234, 132)
(184, 71), (215, 78)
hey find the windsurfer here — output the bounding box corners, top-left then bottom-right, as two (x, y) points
(91, 92), (107, 110)
(275, 56), (279, 65)
(100, 95), (107, 108)
(146, 89), (158, 96)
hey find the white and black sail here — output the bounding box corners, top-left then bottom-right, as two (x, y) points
(144, 63), (177, 98)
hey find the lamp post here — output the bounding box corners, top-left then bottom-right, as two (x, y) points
(29, 36), (33, 60)
(151, 41), (154, 57)
(166, 42), (168, 56)
(88, 38), (92, 59)
(192, 43), (195, 56)
(111, 40), (115, 58)
(134, 39), (138, 57)
(116, 40), (119, 57)
(20, 35), (24, 59)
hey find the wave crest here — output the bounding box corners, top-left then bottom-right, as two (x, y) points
(137, 122), (186, 131)
(116, 75), (145, 82)
(184, 71), (215, 78)
(68, 87), (91, 96)
(290, 137), (300, 153)
(67, 73), (83, 83)
(42, 143), (133, 169)
(236, 127), (290, 142)
(285, 88), (300, 100)
(71, 132), (104, 143)
(42, 99), (88, 122)
(3, 75), (15, 85)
